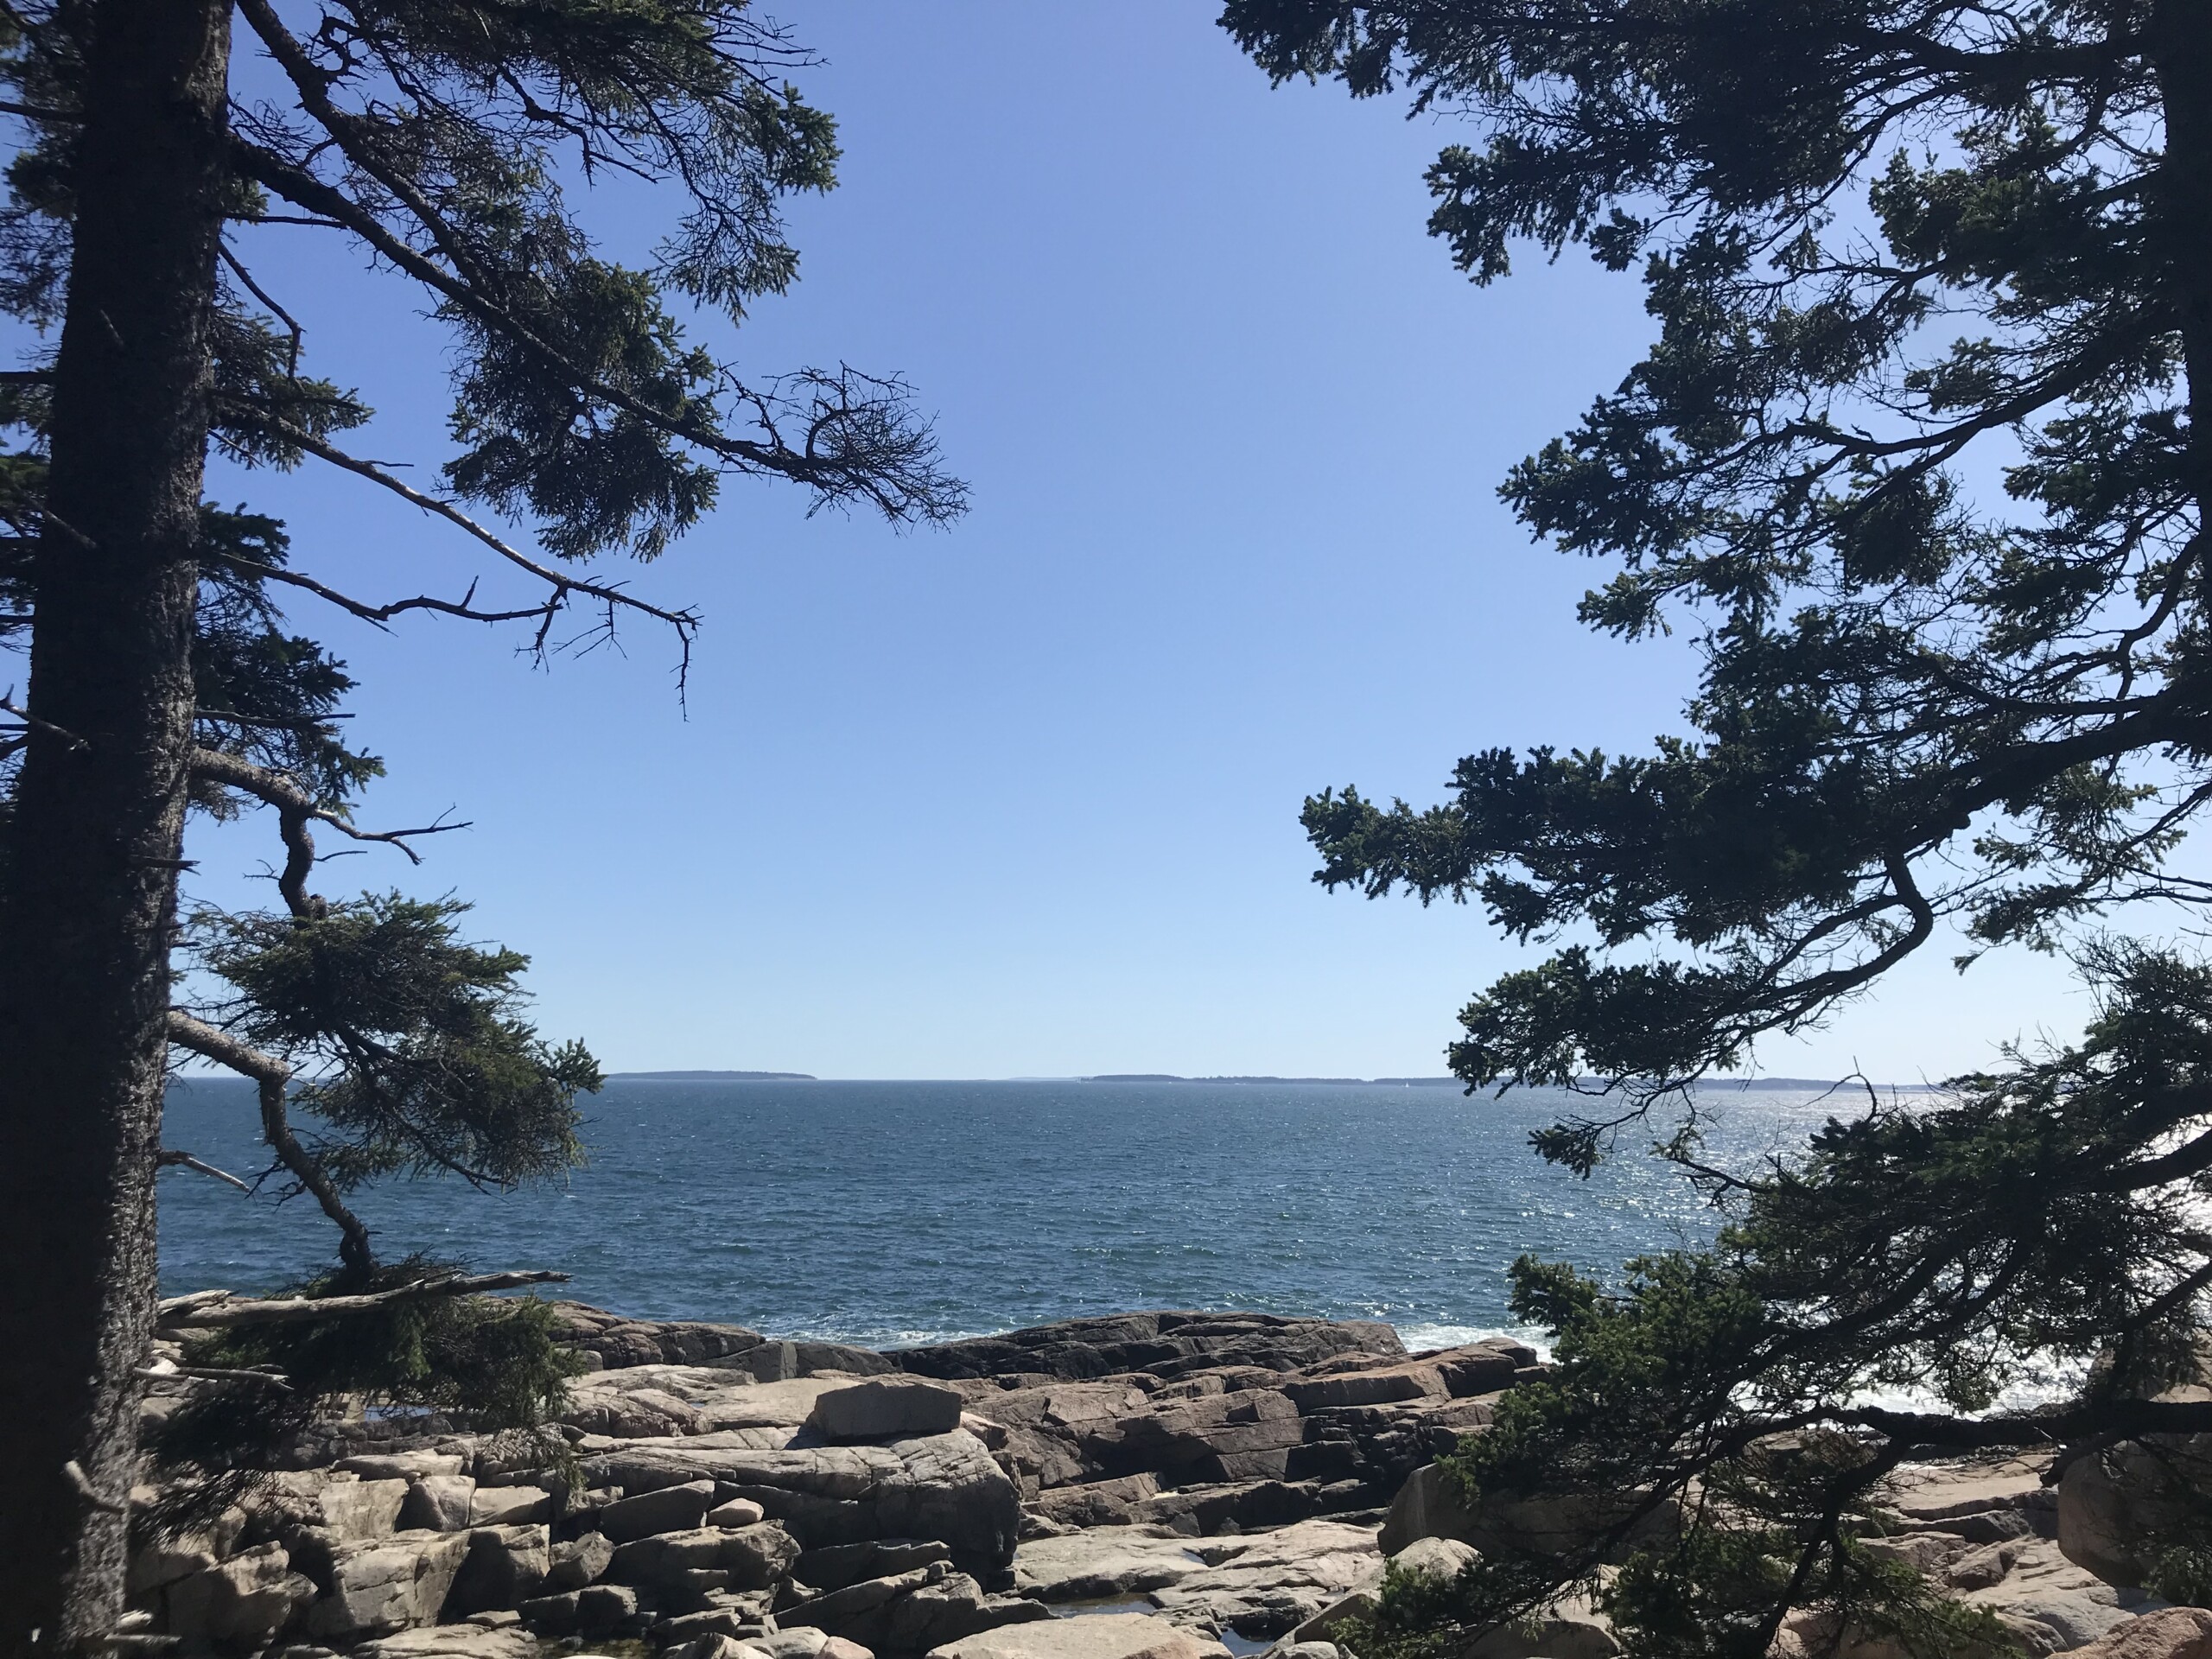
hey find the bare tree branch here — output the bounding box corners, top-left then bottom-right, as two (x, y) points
(188, 747), (464, 913)
(1, 690), (87, 751)
(218, 243), (302, 377)
(132, 1362), (289, 1392)
(210, 551), (574, 632)
(0, 96), (75, 124)
(221, 412), (700, 688)
(163, 1010), (377, 1277)
(155, 1150), (249, 1192)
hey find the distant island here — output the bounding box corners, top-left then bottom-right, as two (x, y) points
(1084, 1074), (1461, 1085)
(607, 1070), (817, 1082)
(591, 1070), (1939, 1090)
(1080, 1073), (1940, 1090)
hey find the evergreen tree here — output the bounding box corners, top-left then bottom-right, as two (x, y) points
(1223, 0), (2212, 1654)
(0, 3), (961, 1647)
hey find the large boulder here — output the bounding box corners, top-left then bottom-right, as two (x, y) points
(925, 1611), (1224, 1659)
(545, 1530), (615, 1592)
(1456, 1591), (1619, 1659)
(1390, 1537), (1477, 1583)
(1953, 1537), (2142, 1654)
(1282, 1345), (1522, 1413)
(128, 1505), (246, 1599)
(302, 1529), (471, 1641)
(2065, 1609), (2212, 1659)
(813, 1379), (969, 1442)
(1378, 1463), (1669, 1562)
(1379, 1464), (1480, 1557)
(894, 1313), (1402, 1382)
(1103, 1389), (1306, 1484)
(164, 1541), (316, 1649)
(467, 1484), (555, 1527)
(399, 1473), (478, 1532)
(957, 1382), (1154, 1494)
(1128, 1477), (1332, 1536)
(2060, 1439), (2212, 1588)
(564, 1367), (874, 1441)
(601, 1477), (720, 1541)
(1031, 1476), (1164, 1529)
(245, 1470), (409, 1543)
(585, 1427), (1022, 1583)
(607, 1520), (801, 1595)
(803, 1539), (956, 1592)
(759, 1630), (881, 1659)
(446, 1523), (550, 1615)
(783, 1559), (1052, 1657)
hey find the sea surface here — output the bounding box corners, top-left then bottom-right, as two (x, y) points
(156, 1077), (1892, 1352)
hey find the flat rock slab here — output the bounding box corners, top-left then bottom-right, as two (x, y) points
(928, 1611), (1226, 1659)
(1147, 1521), (1382, 1640)
(1014, 1529), (1206, 1600)
(2068, 1609), (2212, 1659)
(354, 1627), (540, 1659)
(564, 1367), (861, 1439)
(1891, 1455), (2056, 1523)
(1958, 1538), (2143, 1652)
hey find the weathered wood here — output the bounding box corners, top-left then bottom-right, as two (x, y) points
(157, 1270), (571, 1330)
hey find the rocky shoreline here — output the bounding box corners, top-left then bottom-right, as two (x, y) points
(127, 1303), (2193, 1659)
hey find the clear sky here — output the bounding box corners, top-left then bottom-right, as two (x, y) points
(181, 1), (2092, 1081)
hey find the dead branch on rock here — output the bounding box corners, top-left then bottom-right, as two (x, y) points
(156, 1269), (569, 1331)
(133, 1363), (290, 1392)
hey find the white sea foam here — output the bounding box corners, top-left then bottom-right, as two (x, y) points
(1396, 1322), (1555, 1359)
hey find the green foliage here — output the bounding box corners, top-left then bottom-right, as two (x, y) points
(147, 1261), (582, 1533)
(191, 893), (596, 1192)
(1226, 0), (2205, 1116)
(189, 508), (385, 806)
(1224, 0), (2212, 1652)
(0, 0), (954, 1592)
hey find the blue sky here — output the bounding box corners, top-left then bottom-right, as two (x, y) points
(181, 1), (2089, 1080)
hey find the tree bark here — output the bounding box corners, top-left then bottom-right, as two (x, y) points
(0, 1), (232, 1649)
(2150, 0), (2212, 529)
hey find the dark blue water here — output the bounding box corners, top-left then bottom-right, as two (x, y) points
(157, 1078), (1859, 1350)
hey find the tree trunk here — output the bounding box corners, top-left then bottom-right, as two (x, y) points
(0, 1), (231, 1649)
(2151, 0), (2212, 525)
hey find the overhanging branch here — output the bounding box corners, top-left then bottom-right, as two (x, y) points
(164, 1010), (376, 1276)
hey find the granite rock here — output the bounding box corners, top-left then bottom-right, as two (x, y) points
(586, 1427), (1022, 1583)
(925, 1611), (1226, 1659)
(895, 1314), (1403, 1384)
(812, 1379), (969, 1443)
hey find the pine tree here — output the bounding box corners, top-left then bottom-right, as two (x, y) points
(1223, 0), (2212, 1654)
(0, 3), (962, 1647)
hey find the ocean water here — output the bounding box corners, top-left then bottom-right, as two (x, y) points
(156, 1077), (1875, 1351)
